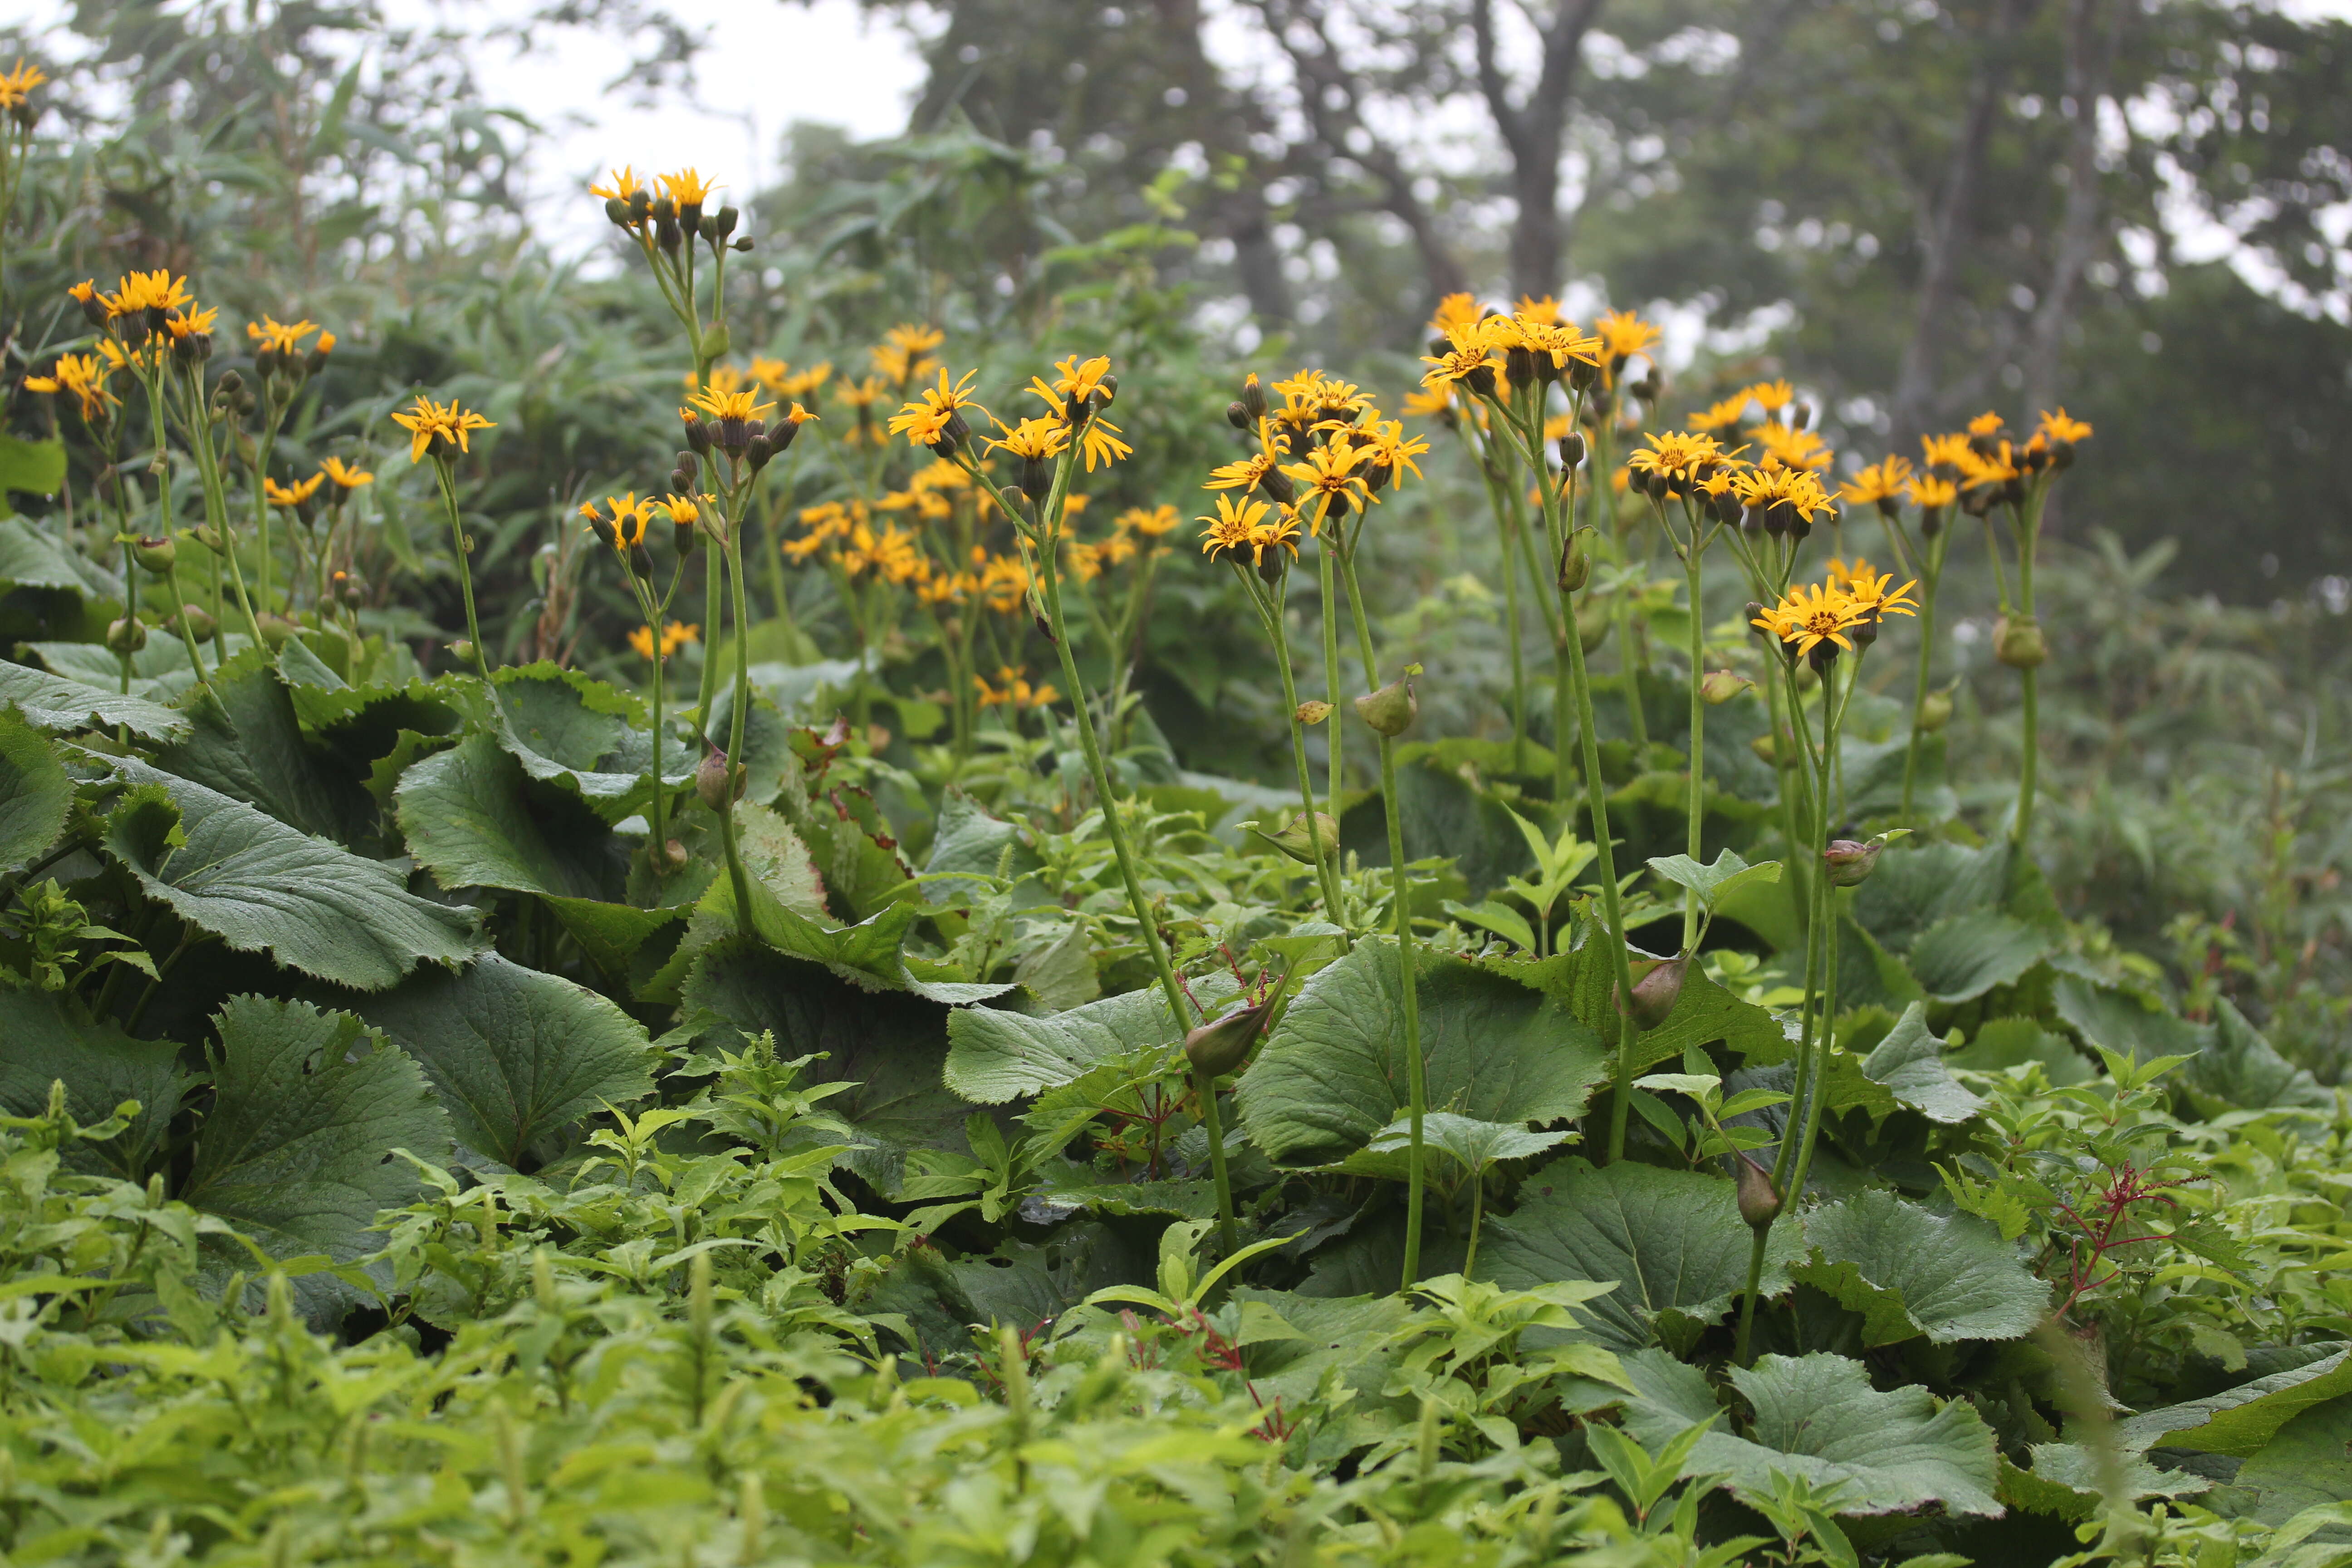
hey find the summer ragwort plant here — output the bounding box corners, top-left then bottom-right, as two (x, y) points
(4, 55), (2352, 1568)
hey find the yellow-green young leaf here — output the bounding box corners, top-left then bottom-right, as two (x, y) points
(0, 990), (192, 1179)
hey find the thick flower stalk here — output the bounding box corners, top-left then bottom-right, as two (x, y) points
(0, 59), (45, 319)
(592, 166), (749, 387)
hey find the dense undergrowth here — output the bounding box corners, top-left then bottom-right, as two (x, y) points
(3, 34), (2352, 1568)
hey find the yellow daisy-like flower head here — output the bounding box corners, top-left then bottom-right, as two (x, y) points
(1687, 393), (1751, 432)
(1838, 456), (1915, 512)
(22, 353), (118, 423)
(1966, 410), (2007, 438)
(1752, 580), (1865, 659)
(246, 316), (318, 356)
(1357, 420), (1431, 495)
(582, 493), (653, 556)
(1731, 460), (1838, 536)
(1427, 292), (1485, 338)
(1919, 431), (1971, 473)
(320, 456), (373, 490)
(0, 58), (48, 112)
(100, 269), (192, 322)
(1199, 494), (1298, 567)
(590, 165), (643, 204)
(1625, 430), (1733, 494)
(657, 167), (720, 213)
(390, 394), (496, 463)
(1281, 436), (1371, 523)
(1595, 309), (1662, 368)
(887, 367), (984, 451)
(1400, 386), (1455, 422)
(1905, 475), (1959, 510)
(2036, 407), (2093, 446)
(1031, 353), (1115, 417)
(1119, 504), (1180, 538)
(1744, 379), (1795, 416)
(1753, 422), (1831, 473)
(263, 473), (325, 509)
(1516, 294), (1566, 327)
(1420, 321), (1502, 398)
(1841, 563), (1920, 622)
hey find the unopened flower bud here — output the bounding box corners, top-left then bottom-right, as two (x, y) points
(662, 838), (691, 872)
(132, 535), (176, 574)
(180, 604), (216, 641)
(745, 432), (775, 471)
(1353, 670), (1419, 737)
(1239, 375), (1267, 421)
(605, 196), (632, 227)
(1916, 689), (1953, 733)
(730, 235), (754, 253)
(1260, 810), (1340, 866)
(1735, 1152), (1783, 1229)
(1993, 614), (2048, 669)
(1503, 345), (1537, 387)
(1620, 953), (1686, 1031)
(1823, 838), (1881, 887)
(257, 613), (295, 650)
(1019, 454), (1051, 502)
(1567, 358), (1597, 393)
(1259, 469), (1297, 507)
(714, 204), (739, 239)
(682, 415), (711, 456)
(1225, 400), (1250, 430)
(105, 615), (148, 654)
(1750, 731), (1782, 766)
(1184, 997), (1276, 1078)
(1700, 669), (1751, 706)
(334, 569), (368, 607)
(696, 747), (745, 811)
(1557, 431), (1586, 468)
(1558, 527), (1591, 591)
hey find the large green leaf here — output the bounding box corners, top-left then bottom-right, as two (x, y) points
(489, 662), (692, 823)
(1793, 1188), (2046, 1345)
(102, 759), (484, 990)
(152, 651), (376, 845)
(0, 511), (119, 601)
(0, 659), (191, 742)
(2235, 1394), (2352, 1529)
(1852, 839), (2017, 953)
(0, 990), (191, 1178)
(2115, 1343), (2352, 1456)
(2052, 974), (2204, 1061)
(0, 705), (70, 872)
(2180, 1000), (2330, 1113)
(1478, 1157), (1803, 1352)
(348, 953), (656, 1168)
(25, 633), (254, 703)
(1619, 1348), (2004, 1517)
(1236, 941), (1609, 1166)
(182, 995), (453, 1266)
(1905, 910), (2056, 1003)
(395, 732), (628, 902)
(1859, 1002), (1986, 1124)
(944, 973), (1240, 1104)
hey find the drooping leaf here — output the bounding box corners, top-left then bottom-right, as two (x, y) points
(0, 508), (118, 600)
(347, 953), (657, 1168)
(181, 995), (453, 1269)
(1793, 1188), (2046, 1345)
(488, 662), (693, 823)
(0, 705), (71, 872)
(1905, 910), (2056, 1003)
(152, 651), (376, 845)
(1860, 1002), (1986, 1124)
(2115, 1343), (2352, 1456)
(1646, 848), (1781, 911)
(395, 732), (629, 902)
(944, 973), (1240, 1104)
(2180, 1000), (2330, 1113)
(102, 760), (484, 990)
(1478, 1157), (1803, 1352)
(2052, 974), (2204, 1062)
(0, 989), (191, 1178)
(0, 659), (191, 742)
(1619, 1348), (2004, 1517)
(1013, 920), (1099, 1011)
(1368, 1111), (1573, 1175)
(2235, 1394), (2352, 1529)
(1237, 941), (1608, 1166)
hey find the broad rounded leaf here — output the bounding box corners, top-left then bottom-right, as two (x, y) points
(1794, 1188), (2046, 1344)
(1479, 1156), (1803, 1352)
(1620, 1348), (2004, 1517)
(103, 759), (484, 990)
(1237, 941), (1608, 1166)
(0, 507), (117, 599)
(490, 662), (692, 822)
(349, 953), (657, 1167)
(0, 705), (70, 872)
(396, 731), (627, 901)
(182, 995), (454, 1267)
(153, 651), (376, 845)
(1905, 910), (2055, 1003)
(944, 973), (1240, 1104)
(2116, 1342), (2352, 1456)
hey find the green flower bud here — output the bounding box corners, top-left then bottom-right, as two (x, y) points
(1822, 838), (1881, 887)
(1558, 526), (1592, 592)
(1353, 669), (1419, 737)
(256, 613), (295, 650)
(1994, 614), (2048, 669)
(1700, 668), (1752, 706)
(1256, 811), (1341, 866)
(1735, 1151), (1783, 1229)
(1619, 953), (1687, 1032)
(105, 615), (148, 655)
(132, 535), (176, 574)
(1916, 689), (1954, 734)
(696, 747), (745, 811)
(1184, 997), (1275, 1079)
(179, 604), (216, 642)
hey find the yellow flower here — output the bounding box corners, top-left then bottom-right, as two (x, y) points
(1206, 449), (1277, 493)
(164, 304), (218, 341)
(885, 322), (946, 355)
(2037, 407), (2093, 445)
(1966, 410), (2007, 438)
(629, 620), (699, 659)
(1120, 504), (1180, 538)
(582, 493), (652, 553)
(1281, 438), (1370, 521)
(246, 316), (318, 355)
(1732, 461), (1838, 527)
(975, 665), (1058, 711)
(1516, 294), (1565, 326)
(391, 394), (496, 462)
(320, 456), (373, 490)
(590, 166), (643, 203)
(1905, 475), (1958, 510)
(1744, 379), (1795, 416)
(98, 270), (191, 320)
(1420, 321), (1502, 395)
(1196, 494), (1298, 565)
(1073, 415), (1131, 471)
(1752, 580), (1865, 657)
(747, 356), (790, 392)
(685, 384), (774, 425)
(264, 473), (325, 508)
(1030, 353), (1113, 412)
(1919, 432), (1971, 471)
(1955, 441), (2019, 490)
(779, 362), (832, 400)
(1838, 456), (1915, 509)
(1595, 309), (1662, 364)
(0, 58), (47, 111)
(1626, 430), (1735, 488)
(1687, 394), (1751, 432)
(1272, 369), (1368, 415)
(989, 415), (1067, 463)
(1841, 563), (1920, 621)
(1359, 420), (1431, 491)
(1428, 292), (1485, 337)
(659, 492), (717, 525)
(657, 168), (721, 209)
(887, 367), (984, 448)
(22, 353), (118, 422)
(1400, 387), (1454, 420)
(1753, 422), (1831, 472)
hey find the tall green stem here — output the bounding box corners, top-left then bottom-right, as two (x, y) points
(1899, 520), (1950, 824)
(2012, 487), (2047, 848)
(693, 547), (725, 734)
(1259, 572), (1350, 936)
(1334, 546), (1425, 1288)
(1682, 539), (1706, 952)
(432, 461), (491, 683)
(1318, 541), (1346, 827)
(717, 535), (756, 937)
